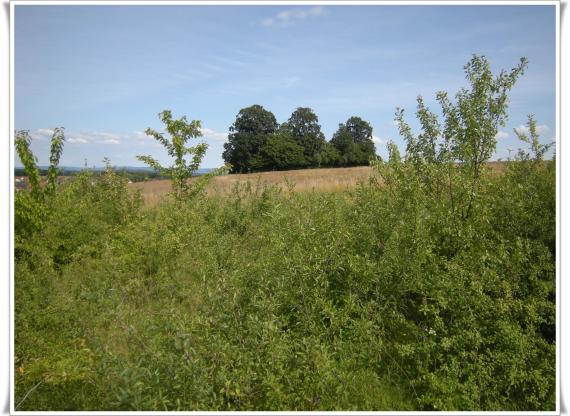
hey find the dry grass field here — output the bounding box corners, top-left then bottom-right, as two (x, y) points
(129, 166), (378, 204)
(129, 162), (509, 205)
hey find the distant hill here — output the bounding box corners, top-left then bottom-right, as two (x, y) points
(15, 166), (215, 176)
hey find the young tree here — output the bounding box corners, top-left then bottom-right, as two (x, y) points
(513, 115), (554, 162)
(393, 54), (528, 219)
(14, 128), (66, 240)
(15, 127), (66, 200)
(222, 105), (278, 173)
(46, 128), (66, 196)
(137, 110), (207, 200)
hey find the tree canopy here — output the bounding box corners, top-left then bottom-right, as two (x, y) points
(286, 107), (327, 164)
(223, 106), (376, 172)
(223, 105), (279, 173)
(331, 117), (376, 166)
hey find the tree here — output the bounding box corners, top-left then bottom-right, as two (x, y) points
(513, 114), (554, 162)
(14, 128), (65, 240)
(331, 116), (376, 166)
(315, 141), (340, 167)
(137, 110), (207, 200)
(394, 54), (528, 219)
(286, 107), (326, 164)
(15, 127), (65, 200)
(344, 116), (374, 145)
(260, 127), (308, 170)
(223, 105), (278, 173)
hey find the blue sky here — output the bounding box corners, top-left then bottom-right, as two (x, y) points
(14, 4), (556, 168)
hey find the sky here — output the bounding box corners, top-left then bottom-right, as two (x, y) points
(14, 3), (557, 168)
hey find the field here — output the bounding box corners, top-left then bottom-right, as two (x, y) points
(129, 163), (508, 204)
(129, 166), (376, 203)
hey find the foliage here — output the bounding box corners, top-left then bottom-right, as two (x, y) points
(14, 128), (66, 247)
(137, 110), (207, 200)
(260, 127), (308, 170)
(224, 106), (374, 171)
(15, 130), (43, 200)
(46, 128), (66, 196)
(393, 54), (528, 222)
(223, 105), (279, 173)
(286, 107), (327, 164)
(331, 116), (376, 166)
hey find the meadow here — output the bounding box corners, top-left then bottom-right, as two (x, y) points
(130, 166), (376, 203)
(130, 163), (507, 204)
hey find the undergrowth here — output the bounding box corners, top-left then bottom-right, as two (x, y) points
(14, 157), (555, 411)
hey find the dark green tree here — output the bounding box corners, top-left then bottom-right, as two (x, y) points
(286, 107), (326, 164)
(223, 105), (278, 173)
(331, 116), (376, 166)
(315, 141), (340, 167)
(260, 126), (308, 170)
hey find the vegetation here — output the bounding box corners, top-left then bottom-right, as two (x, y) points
(223, 105), (375, 172)
(14, 55), (556, 411)
(331, 116), (376, 166)
(222, 104), (279, 173)
(137, 110), (208, 200)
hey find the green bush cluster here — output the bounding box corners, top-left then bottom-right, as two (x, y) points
(14, 157), (555, 411)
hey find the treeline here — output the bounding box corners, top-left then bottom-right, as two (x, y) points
(222, 106), (376, 173)
(14, 167), (169, 182)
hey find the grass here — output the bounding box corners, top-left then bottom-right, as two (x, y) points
(129, 163), (509, 205)
(129, 166), (377, 204)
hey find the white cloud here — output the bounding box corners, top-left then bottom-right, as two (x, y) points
(97, 132), (123, 141)
(28, 128), (55, 140)
(372, 135), (387, 145)
(101, 138), (121, 145)
(261, 6), (326, 27)
(514, 124), (550, 136)
(37, 128), (55, 136)
(27, 127), (226, 147)
(133, 131), (149, 140)
(495, 131), (509, 140)
(201, 127), (228, 143)
(68, 137), (88, 144)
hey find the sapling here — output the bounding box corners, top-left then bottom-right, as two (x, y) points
(15, 127), (66, 200)
(392, 55), (528, 220)
(137, 110), (208, 200)
(513, 115), (555, 162)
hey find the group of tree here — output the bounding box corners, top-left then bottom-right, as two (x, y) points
(222, 105), (377, 173)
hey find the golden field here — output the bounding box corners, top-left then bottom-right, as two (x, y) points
(129, 166), (377, 204)
(128, 162), (509, 205)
